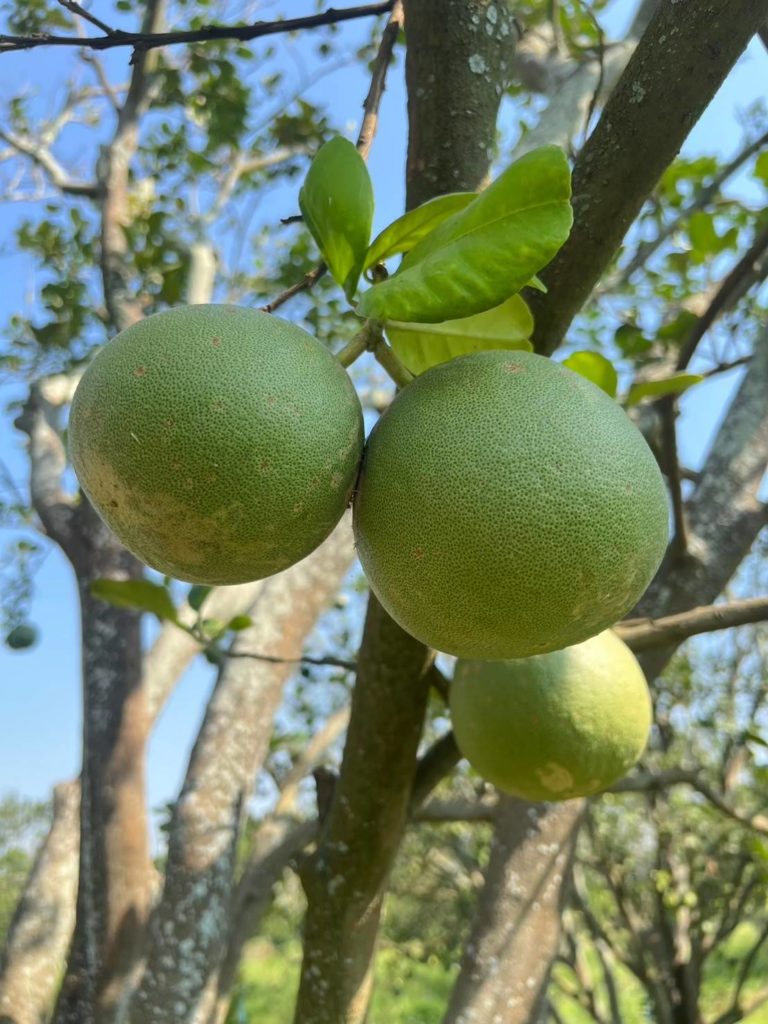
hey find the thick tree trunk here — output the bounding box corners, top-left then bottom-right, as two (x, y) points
(53, 505), (152, 1024)
(0, 783), (80, 1024)
(443, 798), (584, 1024)
(126, 521), (354, 1024)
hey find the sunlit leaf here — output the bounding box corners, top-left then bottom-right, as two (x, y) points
(562, 350), (618, 398)
(357, 146), (572, 323)
(385, 295), (533, 375)
(364, 192), (475, 271)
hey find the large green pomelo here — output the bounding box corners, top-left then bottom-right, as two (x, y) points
(450, 630), (652, 801)
(353, 349), (668, 659)
(69, 305), (363, 584)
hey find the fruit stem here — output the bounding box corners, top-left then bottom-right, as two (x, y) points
(371, 336), (414, 389)
(335, 321), (380, 370)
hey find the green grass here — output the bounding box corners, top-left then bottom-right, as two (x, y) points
(228, 941), (457, 1024)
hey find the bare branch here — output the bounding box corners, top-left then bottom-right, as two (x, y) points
(675, 222), (768, 371)
(659, 396), (688, 560)
(529, 0), (768, 355)
(611, 768), (768, 835)
(410, 731), (462, 810)
(617, 596), (768, 650)
(275, 707), (352, 817)
(612, 127), (768, 289)
(0, 126), (99, 196)
(56, 0), (116, 36)
(414, 797), (498, 823)
(356, 0), (403, 159)
(0, 2), (396, 54)
(259, 264), (327, 315)
(13, 386), (76, 544)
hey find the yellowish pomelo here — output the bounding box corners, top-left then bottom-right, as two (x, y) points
(353, 350), (668, 659)
(69, 305), (363, 583)
(450, 630), (652, 801)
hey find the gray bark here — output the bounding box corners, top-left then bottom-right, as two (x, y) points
(0, 783), (80, 1024)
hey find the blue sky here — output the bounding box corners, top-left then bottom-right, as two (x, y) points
(0, 4), (766, 833)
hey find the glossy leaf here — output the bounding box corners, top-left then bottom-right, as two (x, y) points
(562, 350), (618, 398)
(91, 579), (178, 623)
(364, 192), (475, 271)
(626, 373), (704, 406)
(385, 295), (533, 375)
(357, 146), (572, 323)
(299, 137), (374, 301)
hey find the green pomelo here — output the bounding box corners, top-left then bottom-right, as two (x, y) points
(450, 630), (652, 801)
(353, 350), (668, 659)
(69, 305), (363, 584)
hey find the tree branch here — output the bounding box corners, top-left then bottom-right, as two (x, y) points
(0, 2), (396, 54)
(13, 384), (76, 545)
(675, 222), (768, 371)
(611, 127), (768, 289)
(617, 596), (768, 650)
(611, 768), (768, 835)
(0, 126), (99, 196)
(529, 0), (768, 355)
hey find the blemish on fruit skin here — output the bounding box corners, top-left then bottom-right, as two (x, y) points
(503, 362), (524, 373)
(537, 762), (574, 793)
(211, 337), (222, 348)
(133, 366), (147, 377)
(412, 547), (425, 560)
(259, 457), (272, 473)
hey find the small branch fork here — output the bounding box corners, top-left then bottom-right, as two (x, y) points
(0, 2), (396, 54)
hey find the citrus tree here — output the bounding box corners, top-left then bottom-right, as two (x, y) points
(0, 2), (767, 1024)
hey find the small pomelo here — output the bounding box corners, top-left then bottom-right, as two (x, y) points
(450, 630), (652, 801)
(69, 305), (363, 584)
(353, 350), (668, 659)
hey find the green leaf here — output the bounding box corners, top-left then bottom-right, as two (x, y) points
(626, 373), (704, 406)
(357, 146), (572, 323)
(385, 295), (533, 375)
(187, 584), (212, 612)
(561, 350), (618, 398)
(91, 579), (178, 623)
(227, 615), (253, 632)
(298, 137), (374, 301)
(364, 192), (475, 271)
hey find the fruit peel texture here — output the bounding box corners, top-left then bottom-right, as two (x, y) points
(450, 630), (652, 801)
(353, 349), (669, 659)
(69, 305), (364, 584)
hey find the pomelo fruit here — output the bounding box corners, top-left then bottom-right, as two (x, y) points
(69, 305), (363, 584)
(353, 349), (668, 659)
(450, 630), (652, 801)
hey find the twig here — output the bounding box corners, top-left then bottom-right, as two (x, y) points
(0, 2), (396, 54)
(225, 650), (356, 671)
(659, 396), (687, 560)
(701, 354), (752, 378)
(579, 2), (605, 140)
(259, 264), (327, 314)
(410, 731), (462, 810)
(260, 1), (403, 314)
(676, 222), (768, 371)
(56, 0), (116, 36)
(611, 768), (768, 835)
(610, 127), (768, 290)
(356, 0), (403, 159)
(617, 595), (768, 650)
